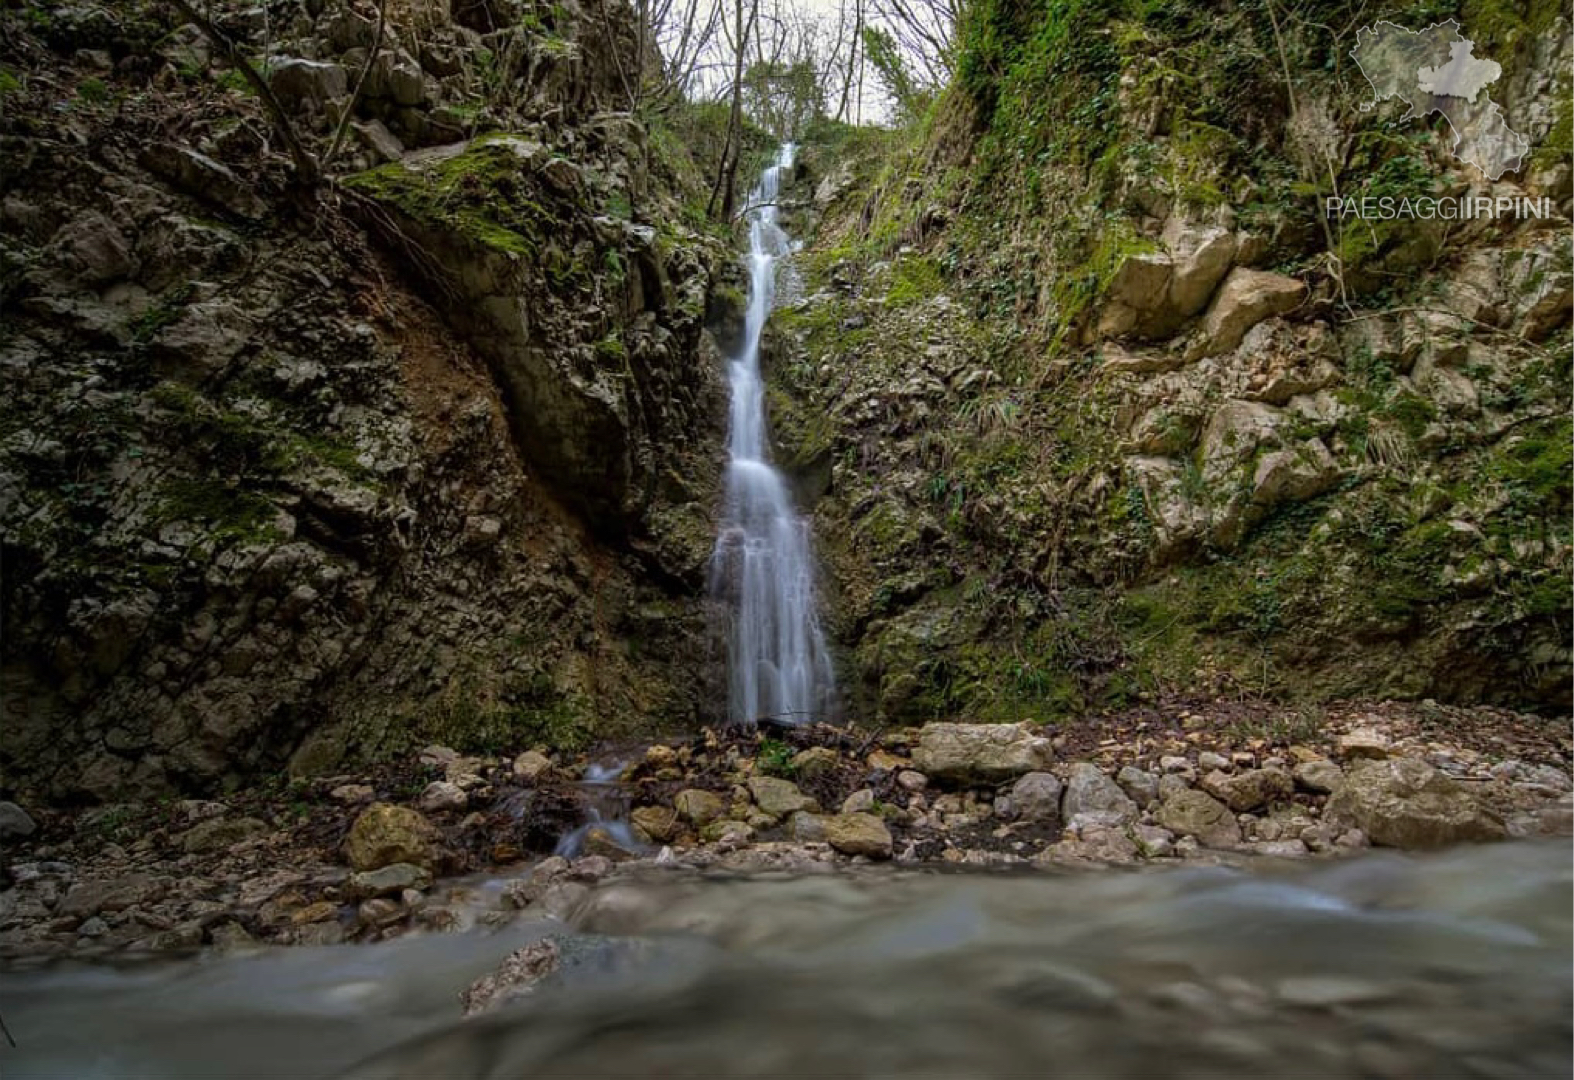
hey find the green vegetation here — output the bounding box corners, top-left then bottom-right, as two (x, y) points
(756, 738), (798, 777)
(344, 136), (556, 256)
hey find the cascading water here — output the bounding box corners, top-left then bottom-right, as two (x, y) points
(710, 144), (836, 728)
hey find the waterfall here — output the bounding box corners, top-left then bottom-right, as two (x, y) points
(710, 144), (836, 728)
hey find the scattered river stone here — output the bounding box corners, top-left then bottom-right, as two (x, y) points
(1202, 767), (1293, 813)
(343, 804), (440, 872)
(1293, 759), (1345, 794)
(176, 816), (268, 855)
(1009, 772), (1063, 824)
(747, 776), (816, 816)
(823, 813), (893, 859)
(1062, 763), (1137, 827)
(417, 781), (467, 813)
(674, 789), (725, 826)
(348, 862), (432, 899)
(1157, 790), (1241, 849)
(1115, 766), (1159, 808)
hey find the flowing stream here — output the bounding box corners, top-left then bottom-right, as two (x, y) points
(710, 144), (836, 728)
(0, 842), (1568, 1078)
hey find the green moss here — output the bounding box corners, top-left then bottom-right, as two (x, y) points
(885, 256), (945, 307)
(157, 478), (279, 544)
(344, 136), (555, 256)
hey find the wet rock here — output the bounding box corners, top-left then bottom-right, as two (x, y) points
(1049, 824), (1139, 863)
(464, 934), (653, 1017)
(58, 875), (170, 918)
(0, 801), (37, 839)
(1062, 763), (1137, 827)
(747, 776), (816, 816)
(176, 815), (268, 855)
(912, 722), (1053, 783)
(512, 751), (553, 782)
(1276, 976), (1396, 1008)
(1293, 759), (1345, 794)
(1200, 767), (1293, 813)
(290, 900), (339, 925)
(701, 820), (755, 846)
(463, 937), (562, 1015)
(582, 828), (640, 861)
(630, 806), (678, 843)
(357, 897), (403, 929)
(1009, 772), (1064, 824)
(1115, 766), (1159, 809)
(208, 921), (259, 953)
(824, 813), (893, 860)
(343, 804), (440, 871)
(417, 781), (468, 813)
(1156, 790), (1241, 848)
(674, 789), (725, 826)
(1250, 839), (1309, 857)
(1326, 758), (1506, 849)
(348, 862), (432, 900)
(567, 856), (613, 882)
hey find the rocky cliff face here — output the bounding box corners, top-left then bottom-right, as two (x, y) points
(771, 2), (1571, 725)
(0, 0), (736, 800)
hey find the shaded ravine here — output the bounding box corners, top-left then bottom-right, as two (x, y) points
(710, 145), (837, 728)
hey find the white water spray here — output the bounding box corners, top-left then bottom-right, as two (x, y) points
(710, 145), (836, 728)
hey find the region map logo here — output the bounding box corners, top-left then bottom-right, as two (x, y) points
(1351, 18), (1528, 180)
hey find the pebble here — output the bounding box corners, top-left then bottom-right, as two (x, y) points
(1276, 976), (1396, 1007)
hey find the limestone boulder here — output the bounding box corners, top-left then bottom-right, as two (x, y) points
(824, 812), (893, 859)
(1200, 767), (1293, 813)
(1194, 269), (1305, 357)
(674, 789), (726, 826)
(912, 722), (1053, 783)
(631, 806), (679, 842)
(1325, 758), (1507, 849)
(344, 803), (441, 871)
(1250, 439), (1339, 508)
(1163, 220), (1237, 316)
(1009, 772), (1064, 824)
(1062, 763), (1138, 828)
(1293, 759), (1345, 794)
(1156, 789), (1241, 848)
(268, 58), (348, 108)
(747, 776), (816, 816)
